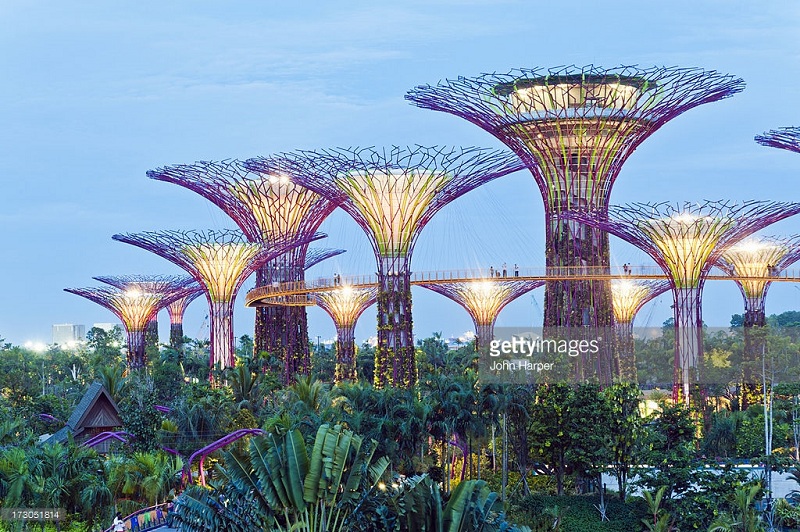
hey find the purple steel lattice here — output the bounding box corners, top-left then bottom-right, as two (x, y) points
(112, 229), (322, 373)
(406, 65), (744, 338)
(564, 200), (800, 403)
(756, 127), (800, 154)
(245, 145), (524, 388)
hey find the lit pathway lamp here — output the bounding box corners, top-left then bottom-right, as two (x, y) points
(407, 66), (744, 336)
(113, 229), (322, 373)
(246, 146), (523, 388)
(147, 160), (339, 378)
(417, 279), (544, 354)
(715, 235), (800, 409)
(312, 285), (377, 383)
(610, 279), (670, 382)
(564, 200), (800, 404)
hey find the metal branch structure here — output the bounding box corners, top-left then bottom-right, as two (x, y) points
(564, 200), (800, 403)
(93, 274), (201, 352)
(112, 229), (320, 372)
(147, 160), (338, 379)
(166, 290), (204, 349)
(610, 279), (670, 382)
(65, 281), (189, 369)
(418, 279), (544, 353)
(756, 127), (800, 154)
(246, 146), (523, 388)
(715, 235), (800, 408)
(313, 286), (377, 383)
(260, 247), (345, 381)
(406, 65), (744, 338)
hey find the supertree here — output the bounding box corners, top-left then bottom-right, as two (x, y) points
(65, 278), (193, 369)
(564, 200), (800, 403)
(756, 127), (800, 154)
(259, 247), (345, 382)
(715, 235), (800, 408)
(406, 66), (744, 334)
(312, 285), (377, 383)
(147, 160), (338, 376)
(166, 289), (204, 349)
(246, 145), (524, 388)
(610, 279), (670, 382)
(417, 279), (544, 353)
(112, 229), (320, 372)
(93, 274), (201, 354)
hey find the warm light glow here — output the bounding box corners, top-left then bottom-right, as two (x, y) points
(182, 242), (263, 302)
(720, 236), (789, 298)
(611, 279), (666, 324)
(24, 341), (47, 353)
(638, 212), (732, 287)
(335, 169), (452, 256)
(315, 286), (377, 328)
(227, 177), (322, 239)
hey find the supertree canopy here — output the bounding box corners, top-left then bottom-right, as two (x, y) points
(406, 65), (744, 333)
(756, 127), (800, 154)
(93, 274), (201, 356)
(166, 289), (204, 349)
(610, 279), (670, 382)
(313, 285), (377, 383)
(147, 160), (339, 377)
(65, 278), (192, 369)
(715, 235), (800, 408)
(418, 279), (544, 353)
(565, 200), (800, 403)
(112, 229), (321, 372)
(246, 145), (524, 388)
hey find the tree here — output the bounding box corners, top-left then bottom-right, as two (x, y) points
(529, 383), (572, 496)
(603, 383), (643, 501)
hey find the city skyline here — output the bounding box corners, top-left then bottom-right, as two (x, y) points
(2, 1), (800, 347)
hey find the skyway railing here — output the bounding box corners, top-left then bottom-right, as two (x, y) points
(246, 265), (800, 307)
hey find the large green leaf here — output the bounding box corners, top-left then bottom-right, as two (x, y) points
(284, 428), (309, 511)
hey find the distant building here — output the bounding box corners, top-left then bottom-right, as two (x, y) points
(52, 323), (86, 345)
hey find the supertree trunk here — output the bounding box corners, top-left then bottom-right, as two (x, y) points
(170, 323), (184, 351)
(286, 305), (311, 381)
(614, 320), (636, 383)
(128, 329), (147, 370)
(475, 322), (494, 354)
(335, 325), (357, 383)
(544, 217), (613, 383)
(209, 299), (236, 372)
(673, 287), (703, 404)
(375, 255), (415, 389)
(741, 296), (767, 410)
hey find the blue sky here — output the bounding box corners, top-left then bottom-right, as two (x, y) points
(2, 1), (800, 347)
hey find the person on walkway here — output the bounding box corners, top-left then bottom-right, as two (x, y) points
(113, 512), (125, 532)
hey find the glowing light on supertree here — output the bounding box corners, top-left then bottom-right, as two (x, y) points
(418, 279), (544, 353)
(610, 279), (670, 382)
(312, 285), (377, 383)
(147, 160), (338, 374)
(565, 200), (800, 403)
(93, 274), (201, 352)
(246, 146), (523, 388)
(112, 229), (320, 372)
(406, 66), (744, 334)
(65, 279), (191, 369)
(756, 127), (800, 154)
(715, 235), (800, 408)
